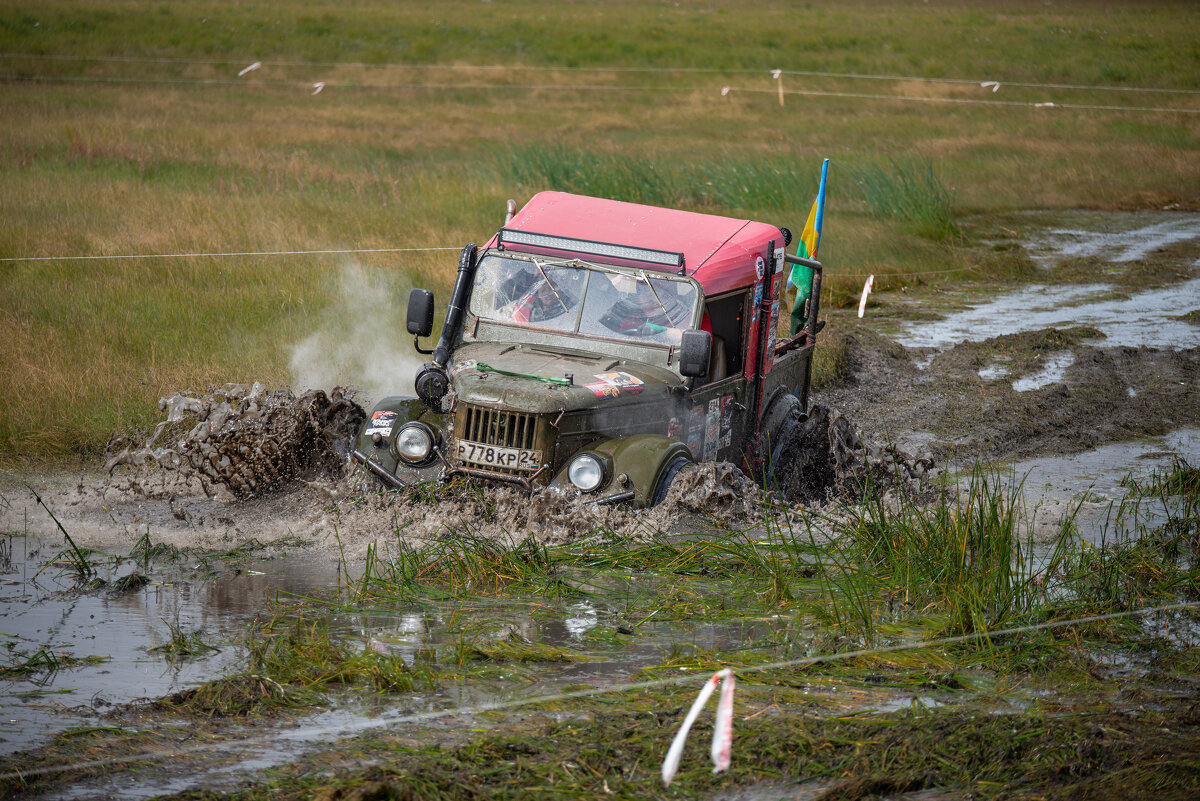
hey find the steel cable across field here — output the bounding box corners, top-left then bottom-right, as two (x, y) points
(0, 600), (1195, 784)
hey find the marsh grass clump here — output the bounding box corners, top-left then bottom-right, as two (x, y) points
(459, 640), (588, 664)
(804, 467), (1069, 641)
(158, 611), (434, 717)
(353, 533), (559, 602)
(158, 673), (318, 718)
(247, 614), (430, 693)
(848, 156), (958, 242)
(148, 617), (220, 661)
(0, 647), (108, 680)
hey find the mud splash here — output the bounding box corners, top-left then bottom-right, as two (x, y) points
(104, 384), (365, 500)
(771, 405), (936, 504)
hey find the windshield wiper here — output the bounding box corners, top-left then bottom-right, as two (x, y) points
(638, 270), (674, 325)
(534, 259), (569, 313)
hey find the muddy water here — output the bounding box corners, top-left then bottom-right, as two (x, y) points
(899, 278), (1200, 355)
(899, 211), (1200, 357)
(1021, 210), (1200, 265)
(0, 539), (784, 794)
(1005, 427), (1200, 543)
(0, 538), (338, 757)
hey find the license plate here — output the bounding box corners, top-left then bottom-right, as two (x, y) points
(455, 440), (542, 471)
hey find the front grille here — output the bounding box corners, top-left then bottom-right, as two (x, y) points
(460, 405), (538, 449)
(454, 404), (544, 477)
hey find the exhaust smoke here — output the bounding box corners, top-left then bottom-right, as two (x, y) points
(289, 261), (427, 403)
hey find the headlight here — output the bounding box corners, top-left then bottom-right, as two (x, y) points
(395, 424), (434, 463)
(567, 454), (606, 493)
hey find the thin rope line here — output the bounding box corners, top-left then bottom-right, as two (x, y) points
(0, 74), (667, 93)
(0, 247), (459, 263)
(2, 52), (1196, 95)
(6, 73), (1194, 114)
(1, 600), (1193, 784)
(733, 86), (1200, 114)
(833, 265), (983, 279)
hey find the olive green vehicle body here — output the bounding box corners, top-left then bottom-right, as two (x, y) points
(353, 192), (822, 507)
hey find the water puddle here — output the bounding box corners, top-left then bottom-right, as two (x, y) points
(1010, 351), (1075, 392)
(1021, 211), (1200, 265)
(899, 211), (1199, 359)
(1002, 427), (1200, 543)
(899, 278), (1200, 353)
(0, 538), (339, 757)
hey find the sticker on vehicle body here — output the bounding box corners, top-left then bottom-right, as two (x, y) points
(449, 359), (478, 377)
(585, 371), (644, 397)
(763, 299), (781, 376)
(704, 398), (720, 461)
(719, 394), (735, 448)
(365, 410), (397, 436)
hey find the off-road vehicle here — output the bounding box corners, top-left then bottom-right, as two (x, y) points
(351, 191), (824, 506)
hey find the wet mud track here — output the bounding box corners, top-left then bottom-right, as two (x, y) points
(817, 211), (1200, 464)
(815, 326), (1200, 462)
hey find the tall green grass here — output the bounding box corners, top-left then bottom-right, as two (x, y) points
(827, 468), (1062, 637)
(848, 156), (959, 241)
(494, 144), (818, 213)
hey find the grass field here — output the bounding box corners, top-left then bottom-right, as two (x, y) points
(1, 0), (1198, 462)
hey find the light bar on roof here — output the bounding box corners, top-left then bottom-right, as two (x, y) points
(499, 228), (685, 270)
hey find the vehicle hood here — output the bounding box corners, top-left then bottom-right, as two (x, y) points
(447, 343), (681, 413)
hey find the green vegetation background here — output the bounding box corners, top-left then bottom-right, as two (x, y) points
(1, 0), (1198, 462)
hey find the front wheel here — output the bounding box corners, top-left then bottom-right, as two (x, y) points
(651, 454), (693, 507)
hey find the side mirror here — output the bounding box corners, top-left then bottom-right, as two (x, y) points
(679, 329), (711, 378)
(407, 289), (434, 337)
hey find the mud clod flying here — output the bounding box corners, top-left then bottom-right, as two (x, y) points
(105, 383), (366, 500)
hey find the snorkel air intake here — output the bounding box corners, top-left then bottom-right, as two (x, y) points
(415, 243), (477, 410)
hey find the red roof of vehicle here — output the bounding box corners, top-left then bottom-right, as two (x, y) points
(491, 191), (786, 296)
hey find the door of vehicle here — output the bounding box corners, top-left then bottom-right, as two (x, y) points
(747, 239), (786, 461)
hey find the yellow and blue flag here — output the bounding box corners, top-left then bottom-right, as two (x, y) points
(798, 157), (828, 260)
(788, 159), (829, 334)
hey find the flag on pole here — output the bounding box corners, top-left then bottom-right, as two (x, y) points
(797, 157), (829, 260)
(788, 159), (829, 334)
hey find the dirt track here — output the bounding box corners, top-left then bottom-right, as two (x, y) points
(815, 326), (1200, 462)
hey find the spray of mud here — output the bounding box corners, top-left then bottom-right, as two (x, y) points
(104, 383), (365, 500)
(771, 404), (935, 504)
(77, 392), (930, 554)
(332, 460), (770, 547)
(289, 262), (428, 404)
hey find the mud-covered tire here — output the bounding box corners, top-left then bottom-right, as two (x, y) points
(652, 455), (692, 507)
(768, 406), (840, 502)
(761, 393), (802, 487)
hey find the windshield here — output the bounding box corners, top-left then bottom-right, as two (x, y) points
(468, 253), (700, 345)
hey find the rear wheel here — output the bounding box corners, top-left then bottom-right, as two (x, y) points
(761, 393), (802, 489)
(651, 454), (693, 507)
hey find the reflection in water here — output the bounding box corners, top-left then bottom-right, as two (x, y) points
(0, 539), (341, 756)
